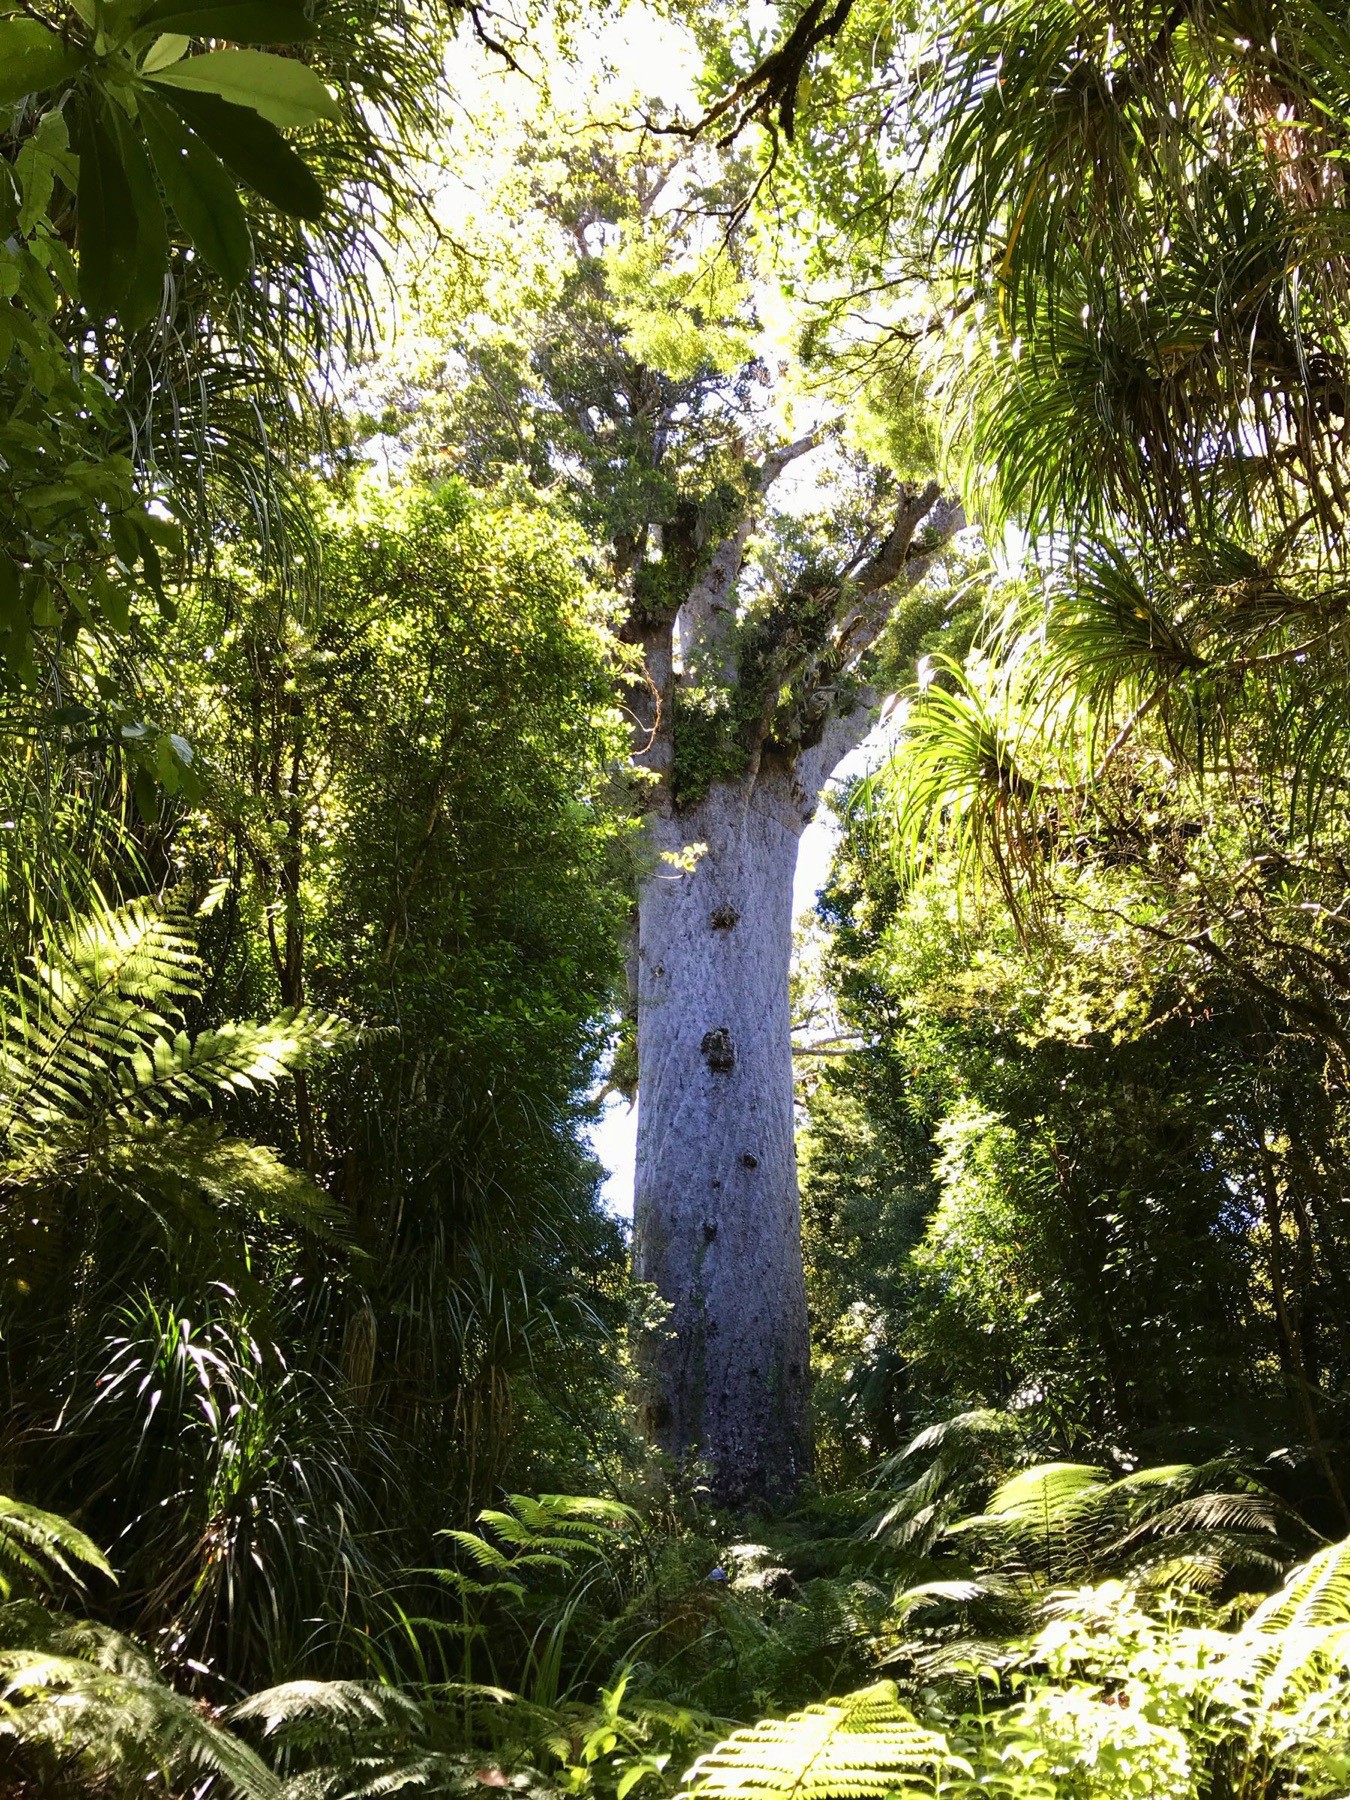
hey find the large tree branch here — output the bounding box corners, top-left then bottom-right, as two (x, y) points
(790, 491), (966, 813)
(793, 685), (882, 814)
(620, 617), (676, 808)
(832, 493), (965, 673)
(655, 0), (858, 145)
(675, 429), (824, 670)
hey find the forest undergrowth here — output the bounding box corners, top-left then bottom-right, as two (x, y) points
(8, 0), (1350, 1790)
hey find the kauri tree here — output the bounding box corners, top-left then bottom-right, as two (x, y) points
(410, 117), (963, 1502)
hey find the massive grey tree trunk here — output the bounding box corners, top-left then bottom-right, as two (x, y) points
(625, 452), (962, 1507)
(632, 776), (812, 1504)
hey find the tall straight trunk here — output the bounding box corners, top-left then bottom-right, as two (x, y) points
(632, 776), (812, 1506)
(619, 454), (961, 1510)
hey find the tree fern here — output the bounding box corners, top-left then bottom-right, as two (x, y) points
(0, 894), (343, 1137)
(680, 1683), (967, 1800)
(0, 1627), (279, 1799)
(950, 1459), (1292, 1594)
(0, 1521), (277, 1798)
(864, 1408), (1028, 1556)
(113, 1008), (345, 1116)
(0, 1494), (111, 1600)
(1220, 1535), (1350, 1721)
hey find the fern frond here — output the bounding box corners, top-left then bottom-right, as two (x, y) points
(231, 1678), (425, 1737)
(681, 1682), (968, 1800)
(0, 1644), (278, 1799)
(1243, 1537), (1350, 1636)
(982, 1463), (1110, 1525)
(1222, 1536), (1350, 1715)
(0, 893), (345, 1138)
(439, 1529), (518, 1572)
(0, 1496), (112, 1600)
(112, 1009), (346, 1115)
(0, 898), (202, 1134)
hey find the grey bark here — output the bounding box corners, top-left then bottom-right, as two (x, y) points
(629, 464), (963, 1507)
(632, 776), (814, 1504)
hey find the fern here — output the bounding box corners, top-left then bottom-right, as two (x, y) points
(947, 1458), (1292, 1592)
(0, 1637), (279, 1798)
(0, 894), (344, 1137)
(438, 1493), (641, 1593)
(1221, 1536), (1350, 1720)
(864, 1408), (1026, 1555)
(229, 1677), (496, 1799)
(0, 1494), (112, 1599)
(0, 896), (200, 1132)
(680, 1683), (967, 1800)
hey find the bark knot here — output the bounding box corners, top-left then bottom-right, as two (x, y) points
(700, 1026), (736, 1073)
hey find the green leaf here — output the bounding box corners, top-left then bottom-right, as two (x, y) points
(154, 730), (181, 793)
(106, 106), (169, 330)
(140, 92), (252, 288)
(92, 569), (132, 632)
(157, 85), (324, 218)
(16, 109), (75, 235)
(141, 30), (188, 71)
(0, 552), (22, 632)
(145, 46), (338, 127)
(133, 767), (160, 823)
(136, 0), (317, 43)
(74, 99), (138, 322)
(0, 20), (86, 106)
(29, 581), (59, 630)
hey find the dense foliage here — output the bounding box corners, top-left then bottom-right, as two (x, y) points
(10, 0), (1350, 1794)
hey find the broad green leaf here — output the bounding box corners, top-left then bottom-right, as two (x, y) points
(0, 553), (22, 631)
(30, 582), (59, 629)
(92, 569), (131, 631)
(141, 30), (189, 70)
(16, 109), (73, 234)
(74, 99), (138, 322)
(140, 92), (252, 288)
(157, 85), (324, 218)
(137, 0), (316, 43)
(0, 20), (86, 106)
(106, 105), (169, 329)
(145, 46), (338, 127)
(155, 730), (181, 793)
(133, 767), (160, 823)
